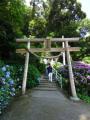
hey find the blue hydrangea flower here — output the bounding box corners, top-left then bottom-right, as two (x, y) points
(6, 65), (9, 67)
(9, 80), (14, 85)
(5, 74), (10, 78)
(2, 81), (6, 85)
(18, 86), (21, 89)
(6, 71), (10, 76)
(1, 88), (5, 92)
(11, 88), (15, 92)
(1, 67), (6, 72)
(10, 92), (15, 96)
(1, 77), (5, 81)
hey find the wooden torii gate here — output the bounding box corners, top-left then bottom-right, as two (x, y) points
(16, 37), (80, 100)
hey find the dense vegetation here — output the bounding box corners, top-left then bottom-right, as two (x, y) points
(0, 59), (43, 114)
(0, 0), (90, 113)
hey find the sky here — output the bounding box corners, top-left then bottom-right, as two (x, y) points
(25, 0), (90, 19)
(79, 0), (90, 19)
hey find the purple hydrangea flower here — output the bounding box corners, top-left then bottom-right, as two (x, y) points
(87, 70), (90, 73)
(87, 76), (90, 80)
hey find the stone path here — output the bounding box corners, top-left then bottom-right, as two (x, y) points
(0, 76), (90, 120)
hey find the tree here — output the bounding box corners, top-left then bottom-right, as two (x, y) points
(29, 17), (47, 37)
(77, 19), (90, 59)
(0, 0), (26, 59)
(29, 0), (48, 37)
(48, 0), (86, 37)
(22, 7), (32, 37)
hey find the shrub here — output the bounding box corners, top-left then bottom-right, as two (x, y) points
(0, 61), (41, 114)
(58, 61), (90, 96)
(0, 64), (16, 114)
(83, 56), (90, 64)
(27, 64), (40, 88)
(37, 63), (46, 74)
(11, 64), (23, 90)
(0, 60), (23, 114)
(53, 62), (62, 69)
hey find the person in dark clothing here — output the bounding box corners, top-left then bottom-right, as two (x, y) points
(47, 63), (53, 82)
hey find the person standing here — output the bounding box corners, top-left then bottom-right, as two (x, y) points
(47, 63), (53, 82)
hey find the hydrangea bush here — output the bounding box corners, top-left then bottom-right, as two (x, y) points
(59, 61), (90, 96)
(0, 65), (15, 114)
(0, 63), (23, 114)
(0, 61), (41, 114)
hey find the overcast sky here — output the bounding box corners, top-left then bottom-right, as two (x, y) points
(25, 0), (90, 18)
(79, 0), (90, 18)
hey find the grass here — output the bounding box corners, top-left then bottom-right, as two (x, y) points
(78, 94), (90, 103)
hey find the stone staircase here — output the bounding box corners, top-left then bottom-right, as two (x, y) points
(34, 76), (57, 91)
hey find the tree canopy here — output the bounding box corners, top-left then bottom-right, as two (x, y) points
(0, 0), (90, 60)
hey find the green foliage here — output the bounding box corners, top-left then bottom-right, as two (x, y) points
(27, 64), (40, 88)
(29, 53), (46, 74)
(0, 0), (27, 59)
(22, 7), (32, 37)
(37, 63), (46, 74)
(78, 94), (90, 103)
(83, 57), (90, 64)
(48, 32), (55, 37)
(48, 0), (86, 37)
(53, 62), (62, 69)
(29, 17), (47, 37)
(0, 20), (15, 59)
(78, 37), (90, 59)
(74, 19), (90, 59)
(77, 18), (90, 32)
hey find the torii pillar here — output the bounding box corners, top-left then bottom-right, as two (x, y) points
(62, 36), (66, 65)
(65, 41), (79, 101)
(22, 41), (30, 95)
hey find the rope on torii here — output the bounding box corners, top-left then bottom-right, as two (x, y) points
(26, 47), (62, 59)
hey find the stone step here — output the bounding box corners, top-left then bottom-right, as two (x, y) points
(33, 87), (57, 91)
(38, 85), (57, 88)
(39, 82), (56, 85)
(35, 77), (57, 91)
(39, 83), (56, 86)
(38, 84), (57, 87)
(40, 80), (56, 83)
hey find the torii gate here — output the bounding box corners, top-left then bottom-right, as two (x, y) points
(16, 36), (80, 100)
